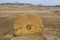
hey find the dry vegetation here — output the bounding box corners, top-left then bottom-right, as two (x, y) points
(0, 3), (60, 40)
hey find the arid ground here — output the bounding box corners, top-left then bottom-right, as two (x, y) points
(0, 3), (60, 40)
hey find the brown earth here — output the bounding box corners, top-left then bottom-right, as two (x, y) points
(0, 4), (60, 40)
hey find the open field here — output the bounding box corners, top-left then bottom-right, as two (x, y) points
(0, 4), (60, 40)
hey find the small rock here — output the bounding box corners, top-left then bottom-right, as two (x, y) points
(4, 34), (13, 39)
(10, 35), (44, 40)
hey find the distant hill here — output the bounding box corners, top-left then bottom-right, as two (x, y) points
(0, 3), (60, 11)
(0, 3), (36, 6)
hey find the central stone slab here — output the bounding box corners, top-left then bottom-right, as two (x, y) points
(13, 14), (43, 36)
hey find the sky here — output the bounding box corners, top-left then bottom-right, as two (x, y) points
(0, 0), (60, 5)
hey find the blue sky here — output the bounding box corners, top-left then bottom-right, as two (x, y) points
(0, 0), (60, 5)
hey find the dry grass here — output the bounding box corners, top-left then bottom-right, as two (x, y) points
(0, 4), (60, 40)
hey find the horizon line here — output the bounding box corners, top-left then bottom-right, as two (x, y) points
(0, 2), (60, 6)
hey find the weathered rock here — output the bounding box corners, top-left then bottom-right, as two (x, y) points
(4, 34), (13, 40)
(13, 14), (44, 36)
(10, 35), (45, 40)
